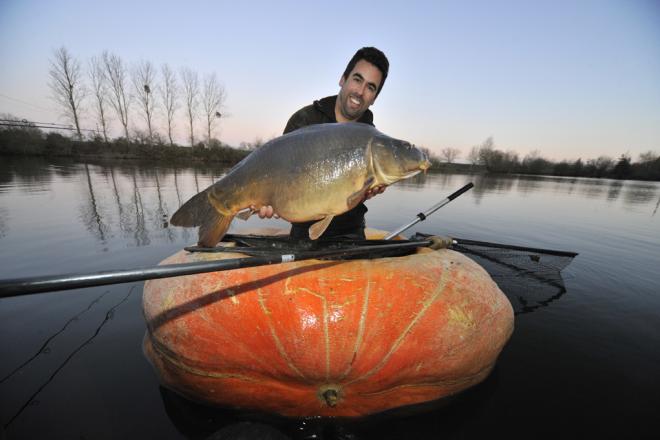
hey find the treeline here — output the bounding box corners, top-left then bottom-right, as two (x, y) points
(461, 137), (660, 181)
(45, 46), (226, 147)
(0, 122), (248, 163)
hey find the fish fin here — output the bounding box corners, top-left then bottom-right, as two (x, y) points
(309, 215), (334, 240)
(236, 208), (255, 221)
(171, 190), (213, 227)
(172, 187), (235, 245)
(198, 212), (235, 247)
(346, 176), (375, 207)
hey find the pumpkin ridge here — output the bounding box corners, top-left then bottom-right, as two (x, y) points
(345, 259), (452, 386)
(149, 336), (259, 382)
(356, 365), (493, 396)
(443, 303), (513, 359)
(339, 261), (371, 380)
(297, 286), (330, 381)
(256, 284), (307, 380)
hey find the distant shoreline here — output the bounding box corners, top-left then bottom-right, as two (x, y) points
(0, 130), (250, 165)
(1, 129), (658, 181)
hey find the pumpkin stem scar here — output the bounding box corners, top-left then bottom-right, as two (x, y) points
(318, 384), (341, 407)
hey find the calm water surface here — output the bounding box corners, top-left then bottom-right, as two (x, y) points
(1, 157), (659, 439)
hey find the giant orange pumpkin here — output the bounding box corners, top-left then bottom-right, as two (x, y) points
(142, 230), (513, 417)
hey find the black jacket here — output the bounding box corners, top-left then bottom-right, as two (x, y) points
(284, 95), (374, 240)
(284, 95), (374, 133)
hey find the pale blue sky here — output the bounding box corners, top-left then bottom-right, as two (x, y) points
(1, 0), (658, 161)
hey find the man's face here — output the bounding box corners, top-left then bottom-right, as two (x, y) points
(336, 60), (383, 122)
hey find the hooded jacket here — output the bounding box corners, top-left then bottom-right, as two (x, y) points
(283, 95), (374, 239)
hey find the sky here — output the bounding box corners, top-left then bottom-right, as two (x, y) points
(0, 0), (659, 161)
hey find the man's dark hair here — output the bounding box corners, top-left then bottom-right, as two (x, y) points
(342, 47), (389, 96)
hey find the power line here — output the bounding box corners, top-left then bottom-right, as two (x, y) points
(0, 119), (98, 133)
(0, 93), (54, 113)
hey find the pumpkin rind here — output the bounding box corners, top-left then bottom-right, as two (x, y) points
(142, 232), (514, 417)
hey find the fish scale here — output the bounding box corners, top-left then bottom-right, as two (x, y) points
(171, 122), (430, 246)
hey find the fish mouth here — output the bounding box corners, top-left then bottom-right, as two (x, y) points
(397, 160), (430, 180)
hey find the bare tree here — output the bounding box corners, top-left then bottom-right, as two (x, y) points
(239, 137), (264, 150)
(88, 56), (110, 142)
(639, 151), (659, 163)
(467, 145), (481, 165)
(440, 147), (461, 163)
(102, 51), (131, 142)
(49, 47), (85, 139)
(201, 73), (226, 146)
(132, 60), (156, 145)
(180, 68), (199, 147)
(477, 137), (496, 167)
(160, 64), (178, 146)
(587, 156), (614, 177)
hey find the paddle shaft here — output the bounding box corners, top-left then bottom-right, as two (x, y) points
(0, 240), (431, 298)
(384, 182), (474, 239)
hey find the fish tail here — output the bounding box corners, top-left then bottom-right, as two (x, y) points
(171, 190), (213, 227)
(198, 212), (234, 247)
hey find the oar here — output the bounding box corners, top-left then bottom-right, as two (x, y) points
(384, 182), (474, 239)
(0, 240), (432, 298)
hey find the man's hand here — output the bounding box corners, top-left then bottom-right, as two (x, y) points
(250, 205), (279, 219)
(365, 184), (387, 200)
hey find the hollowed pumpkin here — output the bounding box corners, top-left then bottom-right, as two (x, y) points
(142, 230), (513, 417)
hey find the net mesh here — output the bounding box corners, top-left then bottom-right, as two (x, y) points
(446, 238), (576, 315)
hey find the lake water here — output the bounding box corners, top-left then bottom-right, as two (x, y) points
(0, 156), (659, 439)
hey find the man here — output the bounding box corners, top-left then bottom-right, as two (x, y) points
(257, 47), (390, 239)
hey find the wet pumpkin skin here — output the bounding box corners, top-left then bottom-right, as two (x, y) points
(143, 231), (514, 417)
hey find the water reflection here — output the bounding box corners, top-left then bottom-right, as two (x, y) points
(0, 157), (54, 193)
(131, 172), (149, 246)
(0, 158), (657, 251)
(1, 157), (659, 438)
(622, 181), (659, 206)
(81, 163), (109, 246)
(108, 166), (126, 234)
(515, 176), (544, 194)
(468, 174), (517, 203)
(2, 287), (135, 429)
(0, 207), (8, 239)
(606, 180), (624, 202)
(0, 157), (657, 309)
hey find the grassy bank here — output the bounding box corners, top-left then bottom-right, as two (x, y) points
(2, 126), (658, 180)
(0, 128), (249, 164)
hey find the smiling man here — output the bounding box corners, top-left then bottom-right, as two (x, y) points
(284, 47), (388, 131)
(278, 47), (391, 240)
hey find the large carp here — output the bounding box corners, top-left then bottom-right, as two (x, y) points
(171, 122), (430, 246)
